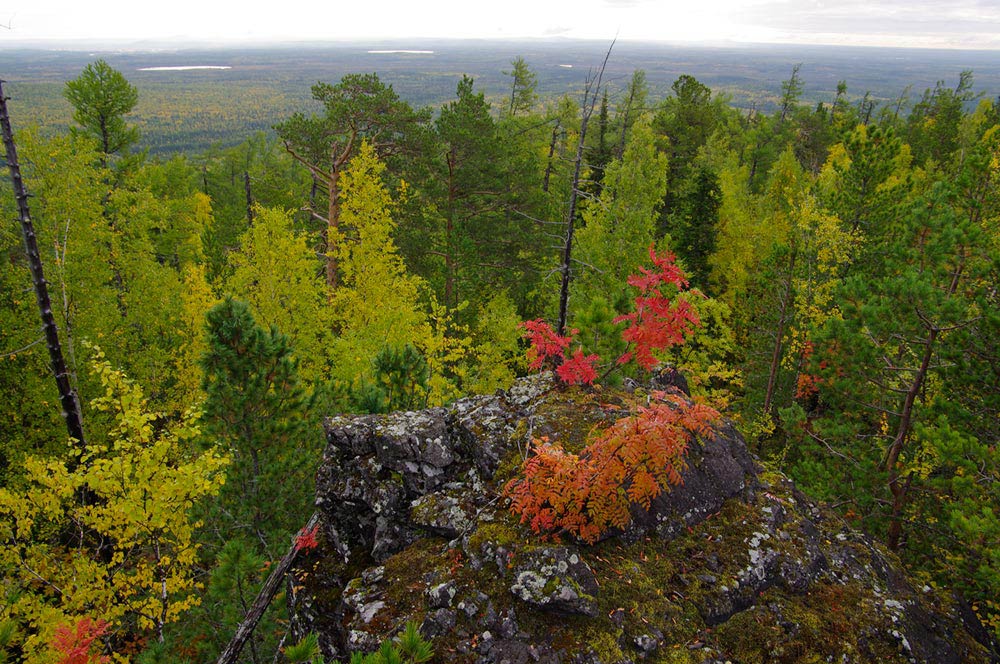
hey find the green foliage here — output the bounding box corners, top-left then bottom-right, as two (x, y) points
(503, 56), (538, 118)
(573, 115), (668, 353)
(200, 298), (318, 555)
(63, 59), (139, 161)
(182, 539), (272, 663)
(417, 75), (545, 317)
(7, 50), (1000, 656)
(351, 344), (429, 414)
(345, 622), (432, 664)
(284, 632), (323, 663)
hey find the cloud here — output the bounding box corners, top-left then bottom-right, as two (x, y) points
(736, 0), (1000, 36)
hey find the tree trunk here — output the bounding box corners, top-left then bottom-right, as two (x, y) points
(557, 42), (614, 337)
(762, 249), (796, 419)
(244, 171), (254, 226)
(216, 513), (319, 664)
(325, 170), (341, 289)
(0, 80), (87, 452)
(884, 263), (963, 551)
(542, 121), (560, 193)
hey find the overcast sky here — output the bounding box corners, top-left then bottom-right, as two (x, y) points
(2, 0), (1000, 49)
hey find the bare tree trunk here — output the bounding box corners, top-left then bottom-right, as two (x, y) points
(216, 513), (319, 664)
(762, 250), (796, 419)
(0, 80), (86, 451)
(542, 121), (560, 194)
(244, 171), (254, 226)
(557, 41), (614, 337)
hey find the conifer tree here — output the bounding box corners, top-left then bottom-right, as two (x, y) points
(794, 182), (994, 551)
(274, 73), (429, 287)
(200, 298), (317, 557)
(63, 60), (139, 166)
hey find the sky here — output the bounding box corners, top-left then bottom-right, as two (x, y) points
(2, 0), (1000, 49)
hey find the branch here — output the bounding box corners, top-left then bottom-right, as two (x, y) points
(216, 512), (319, 664)
(2, 337), (44, 359)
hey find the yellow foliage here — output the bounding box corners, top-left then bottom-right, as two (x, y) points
(417, 300), (472, 406)
(327, 142), (428, 385)
(224, 205), (330, 383)
(0, 347), (228, 661)
(170, 263), (219, 408)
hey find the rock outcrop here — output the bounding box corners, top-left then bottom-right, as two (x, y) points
(289, 373), (995, 663)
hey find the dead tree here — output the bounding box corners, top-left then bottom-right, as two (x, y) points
(216, 513), (319, 664)
(0, 80), (86, 450)
(557, 41), (614, 337)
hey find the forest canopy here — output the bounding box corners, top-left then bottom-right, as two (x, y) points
(1, 52), (998, 663)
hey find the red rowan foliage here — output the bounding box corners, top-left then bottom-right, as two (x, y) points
(614, 246), (700, 370)
(510, 248), (716, 543)
(294, 524), (320, 553)
(50, 617), (109, 664)
(521, 247), (699, 384)
(505, 392), (719, 544)
(520, 319), (574, 371)
(555, 348), (600, 385)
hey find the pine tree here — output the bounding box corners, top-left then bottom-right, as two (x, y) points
(63, 60), (139, 166)
(200, 298), (318, 557)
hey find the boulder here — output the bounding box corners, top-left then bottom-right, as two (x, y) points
(289, 373), (995, 663)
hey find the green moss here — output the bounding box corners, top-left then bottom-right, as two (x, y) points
(712, 582), (907, 663)
(466, 513), (525, 552)
(580, 628), (625, 662)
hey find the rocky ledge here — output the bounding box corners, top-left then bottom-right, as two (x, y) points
(288, 372), (996, 663)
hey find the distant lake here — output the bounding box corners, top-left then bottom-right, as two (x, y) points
(367, 50), (434, 54)
(137, 66), (232, 71)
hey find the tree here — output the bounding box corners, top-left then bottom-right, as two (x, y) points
(653, 75), (730, 241)
(613, 70), (649, 158)
(327, 142), (427, 388)
(573, 115), (668, 361)
(274, 74), (429, 287)
(223, 205), (329, 384)
(0, 81), (87, 457)
(504, 56), (538, 118)
(63, 60), (139, 166)
(421, 76), (544, 315)
(200, 298), (318, 557)
(906, 70), (977, 169)
(0, 348), (227, 659)
(556, 43), (614, 336)
(795, 182), (994, 550)
(668, 166), (721, 289)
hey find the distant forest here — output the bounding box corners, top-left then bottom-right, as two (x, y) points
(2, 39), (999, 152)
(1, 42), (998, 663)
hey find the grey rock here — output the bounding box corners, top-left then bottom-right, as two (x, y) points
(290, 374), (994, 664)
(420, 608), (457, 638)
(509, 547), (599, 617)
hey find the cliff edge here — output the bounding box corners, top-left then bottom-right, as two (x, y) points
(288, 373), (995, 663)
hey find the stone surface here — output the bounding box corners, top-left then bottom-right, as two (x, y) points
(290, 373), (997, 663)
